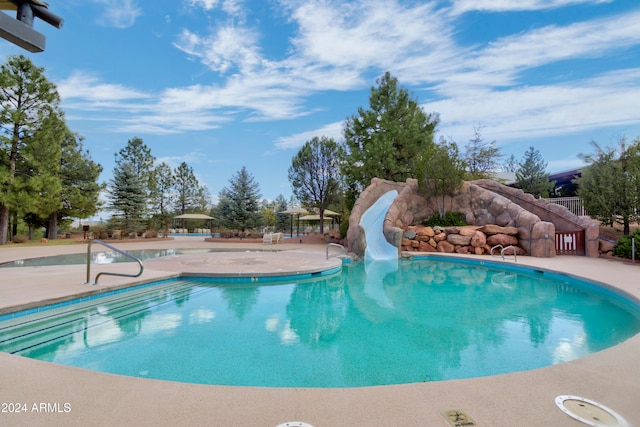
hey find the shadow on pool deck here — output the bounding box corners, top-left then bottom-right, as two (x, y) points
(0, 239), (639, 427)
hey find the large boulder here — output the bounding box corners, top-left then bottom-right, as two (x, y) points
(437, 240), (455, 253)
(470, 230), (487, 248)
(486, 233), (518, 247)
(478, 224), (518, 236)
(447, 234), (472, 246)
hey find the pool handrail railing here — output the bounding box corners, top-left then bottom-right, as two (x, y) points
(490, 244), (518, 262)
(85, 239), (144, 285)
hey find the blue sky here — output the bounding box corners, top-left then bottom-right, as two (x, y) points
(2, 0), (639, 203)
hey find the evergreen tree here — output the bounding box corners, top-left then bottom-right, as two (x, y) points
(0, 55), (61, 244)
(54, 131), (103, 237)
(288, 136), (343, 234)
(17, 112), (65, 237)
(464, 126), (501, 179)
(216, 166), (262, 232)
(515, 147), (555, 198)
(107, 162), (146, 232)
(274, 194), (290, 232)
(342, 72), (438, 203)
(114, 137), (155, 217)
(149, 162), (174, 233)
(577, 137), (640, 235)
(115, 136), (155, 181)
(173, 162), (202, 215)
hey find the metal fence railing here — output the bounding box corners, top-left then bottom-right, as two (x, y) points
(555, 230), (586, 256)
(544, 196), (587, 217)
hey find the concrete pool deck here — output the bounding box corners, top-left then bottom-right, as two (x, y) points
(0, 237), (639, 426)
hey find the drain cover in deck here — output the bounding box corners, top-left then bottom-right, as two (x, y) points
(441, 409), (476, 427)
(555, 395), (629, 427)
(275, 423), (314, 427)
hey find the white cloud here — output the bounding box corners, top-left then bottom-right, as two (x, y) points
(428, 68), (640, 143)
(57, 71), (150, 101)
(185, 0), (245, 17)
(93, 0), (141, 28)
(63, 1), (640, 151)
(174, 25), (261, 74)
(463, 11), (640, 88)
(287, 0), (456, 79)
(274, 121), (344, 150)
(450, 0), (612, 15)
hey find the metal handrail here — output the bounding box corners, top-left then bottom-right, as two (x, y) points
(85, 239), (144, 285)
(326, 243), (346, 260)
(490, 244), (518, 262)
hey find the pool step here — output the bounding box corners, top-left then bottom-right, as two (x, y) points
(0, 279), (208, 355)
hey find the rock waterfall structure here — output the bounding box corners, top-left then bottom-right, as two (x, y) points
(346, 177), (599, 259)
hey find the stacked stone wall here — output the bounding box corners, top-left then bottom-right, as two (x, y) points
(400, 224), (526, 256)
(473, 180), (600, 257)
(347, 177), (599, 259)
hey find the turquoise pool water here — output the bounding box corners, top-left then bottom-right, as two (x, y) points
(2, 258), (639, 387)
(0, 248), (278, 268)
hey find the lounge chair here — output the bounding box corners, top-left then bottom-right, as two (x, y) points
(263, 233), (272, 244)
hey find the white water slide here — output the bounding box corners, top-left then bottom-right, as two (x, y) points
(360, 190), (398, 261)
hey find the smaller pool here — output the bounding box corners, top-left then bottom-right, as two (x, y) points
(0, 248), (279, 268)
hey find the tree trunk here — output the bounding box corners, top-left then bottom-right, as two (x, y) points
(624, 217), (630, 236)
(11, 211), (17, 238)
(0, 204), (8, 245)
(319, 209), (325, 234)
(28, 223), (34, 240)
(48, 211), (58, 240)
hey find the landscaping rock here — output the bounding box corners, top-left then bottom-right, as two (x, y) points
(447, 234), (472, 246)
(437, 240), (455, 253)
(470, 230), (487, 248)
(478, 224), (518, 235)
(486, 233), (518, 247)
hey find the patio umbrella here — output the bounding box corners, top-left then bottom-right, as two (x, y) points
(308, 208), (341, 232)
(280, 206), (309, 237)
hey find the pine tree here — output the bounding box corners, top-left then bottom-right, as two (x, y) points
(464, 126), (501, 179)
(0, 55), (61, 244)
(342, 72), (438, 202)
(216, 166), (262, 232)
(48, 128), (103, 238)
(149, 162), (175, 233)
(108, 162), (146, 232)
(577, 137), (640, 235)
(515, 147), (555, 198)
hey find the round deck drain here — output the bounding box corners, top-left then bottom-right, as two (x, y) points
(555, 395), (629, 427)
(275, 423), (314, 427)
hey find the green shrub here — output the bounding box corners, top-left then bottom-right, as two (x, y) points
(612, 229), (640, 259)
(339, 219), (349, 239)
(422, 212), (467, 227)
(12, 234), (28, 243)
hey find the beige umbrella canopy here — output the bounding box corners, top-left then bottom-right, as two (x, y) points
(299, 215), (332, 221)
(280, 207), (309, 236)
(308, 208), (341, 217)
(173, 214), (215, 220)
(173, 213), (216, 232)
(280, 207), (309, 215)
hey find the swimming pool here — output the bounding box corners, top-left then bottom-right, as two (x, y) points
(1, 258), (639, 388)
(0, 248), (279, 268)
